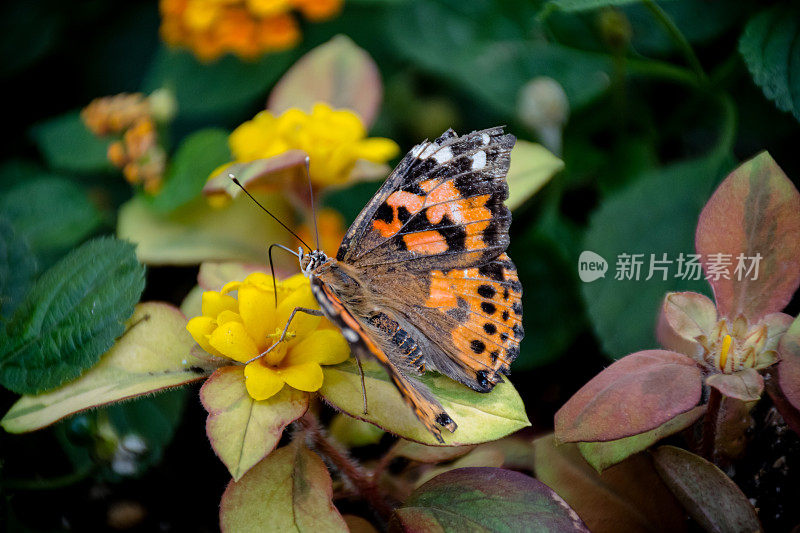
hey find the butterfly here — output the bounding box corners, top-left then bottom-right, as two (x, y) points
(299, 127), (523, 443)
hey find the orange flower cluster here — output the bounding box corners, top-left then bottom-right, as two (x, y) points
(159, 0), (343, 62)
(82, 93), (168, 195)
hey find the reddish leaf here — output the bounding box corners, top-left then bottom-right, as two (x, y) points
(706, 369), (764, 402)
(533, 434), (687, 533)
(696, 152), (800, 320)
(777, 314), (800, 412)
(651, 446), (762, 533)
(392, 467), (589, 532)
(555, 350), (703, 442)
(268, 35), (382, 128)
(656, 291), (717, 357)
(765, 368), (800, 435)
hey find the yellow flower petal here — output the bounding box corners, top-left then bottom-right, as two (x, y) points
(354, 138), (400, 163)
(186, 316), (223, 357)
(216, 310), (243, 325)
(238, 283), (277, 350)
(201, 291), (238, 317)
(209, 321), (259, 363)
(286, 329), (350, 366)
(220, 280), (242, 295)
(243, 272), (277, 293)
(280, 362), (323, 392)
(276, 283), (321, 337)
(244, 361), (286, 400)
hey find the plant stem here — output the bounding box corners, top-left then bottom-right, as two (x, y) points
(701, 388), (722, 462)
(642, 0), (708, 84)
(299, 413), (395, 524)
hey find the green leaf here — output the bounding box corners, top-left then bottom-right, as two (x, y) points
(1, 302), (218, 433)
(581, 155), (726, 358)
(506, 141), (563, 211)
(0, 216), (37, 318)
(117, 193), (293, 265)
(542, 0), (645, 13)
(393, 467), (589, 532)
(0, 175), (104, 263)
(142, 46), (297, 120)
(740, 5), (800, 122)
(651, 446), (762, 533)
(387, 0), (611, 115)
(0, 237), (145, 394)
(29, 111), (112, 173)
(328, 413), (384, 448)
(147, 128), (231, 213)
(268, 35), (383, 128)
(200, 366), (309, 481)
(390, 439), (475, 463)
(319, 359), (530, 446)
(105, 388), (189, 474)
(578, 405), (706, 472)
(533, 434), (689, 532)
(219, 441), (348, 533)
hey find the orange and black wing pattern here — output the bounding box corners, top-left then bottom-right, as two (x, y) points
(310, 277), (456, 443)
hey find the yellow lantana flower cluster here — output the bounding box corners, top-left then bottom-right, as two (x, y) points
(159, 0), (342, 62)
(229, 103), (399, 187)
(187, 273), (350, 400)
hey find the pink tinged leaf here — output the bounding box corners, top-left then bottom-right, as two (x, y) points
(267, 35), (382, 128)
(705, 368), (764, 402)
(554, 350), (703, 443)
(696, 151), (800, 321)
(220, 441), (348, 533)
(200, 367), (309, 481)
(651, 446), (762, 533)
(765, 367), (800, 436)
(203, 150), (309, 199)
(392, 467), (589, 532)
(533, 434), (689, 533)
(578, 405), (706, 473)
(656, 292), (717, 357)
(390, 439), (476, 464)
(777, 314), (800, 412)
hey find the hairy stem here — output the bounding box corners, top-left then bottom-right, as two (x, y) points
(701, 387), (722, 462)
(299, 413), (395, 523)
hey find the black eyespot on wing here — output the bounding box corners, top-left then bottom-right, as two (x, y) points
(470, 339), (485, 354)
(478, 262), (505, 281)
(502, 310), (510, 321)
(483, 323), (497, 335)
(477, 284), (496, 298)
(375, 202), (393, 224)
(480, 301), (496, 315)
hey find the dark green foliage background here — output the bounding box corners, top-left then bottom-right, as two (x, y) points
(1, 0), (799, 530)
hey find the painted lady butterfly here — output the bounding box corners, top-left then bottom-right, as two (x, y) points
(300, 127), (523, 442)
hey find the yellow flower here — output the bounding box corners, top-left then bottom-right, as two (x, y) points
(228, 103), (399, 187)
(187, 272), (350, 400)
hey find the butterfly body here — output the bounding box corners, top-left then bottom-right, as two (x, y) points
(302, 127), (523, 443)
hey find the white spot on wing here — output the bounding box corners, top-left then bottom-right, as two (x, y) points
(471, 151), (487, 170)
(342, 328), (359, 343)
(419, 143), (437, 159)
(409, 144), (425, 158)
(433, 146), (453, 164)
(481, 133), (490, 145)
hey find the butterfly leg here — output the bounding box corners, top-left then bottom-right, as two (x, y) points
(245, 307), (323, 364)
(353, 350), (369, 415)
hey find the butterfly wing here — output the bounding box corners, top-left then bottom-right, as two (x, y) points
(310, 277), (455, 443)
(336, 127), (522, 393)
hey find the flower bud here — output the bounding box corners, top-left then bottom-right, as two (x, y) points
(517, 77), (569, 155)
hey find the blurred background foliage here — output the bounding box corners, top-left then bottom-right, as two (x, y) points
(1, 0), (799, 530)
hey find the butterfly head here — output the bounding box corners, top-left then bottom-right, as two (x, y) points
(299, 248), (329, 276)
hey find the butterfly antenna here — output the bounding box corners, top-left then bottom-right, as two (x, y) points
(230, 175), (312, 252)
(304, 157), (321, 251)
(268, 243), (300, 308)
